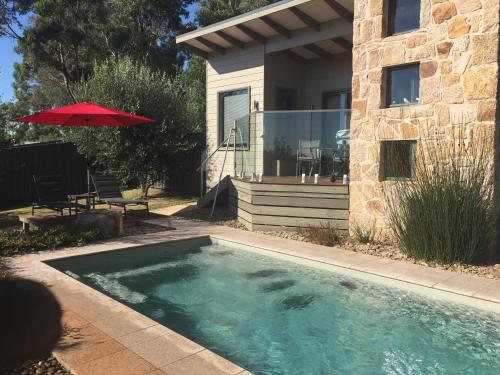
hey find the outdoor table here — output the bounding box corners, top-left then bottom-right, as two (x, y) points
(318, 147), (349, 182)
(68, 192), (97, 209)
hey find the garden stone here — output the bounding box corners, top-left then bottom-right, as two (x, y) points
(19, 215), (69, 233)
(74, 210), (123, 236)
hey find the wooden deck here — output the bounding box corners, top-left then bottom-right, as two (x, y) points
(236, 175), (345, 186)
(228, 177), (349, 232)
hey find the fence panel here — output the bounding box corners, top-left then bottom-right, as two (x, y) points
(0, 142), (87, 209)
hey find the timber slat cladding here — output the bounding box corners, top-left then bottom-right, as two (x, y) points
(252, 196), (349, 209)
(231, 197), (348, 219)
(229, 184), (348, 199)
(253, 215), (348, 229)
(229, 178), (349, 231)
(231, 178), (349, 194)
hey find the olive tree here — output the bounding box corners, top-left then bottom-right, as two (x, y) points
(66, 57), (201, 196)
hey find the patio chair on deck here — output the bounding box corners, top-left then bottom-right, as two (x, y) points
(329, 129), (350, 182)
(91, 174), (149, 215)
(32, 175), (79, 216)
(296, 140), (321, 176)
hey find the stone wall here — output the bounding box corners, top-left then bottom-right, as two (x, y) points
(349, 0), (499, 236)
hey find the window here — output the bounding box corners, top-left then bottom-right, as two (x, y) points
(322, 90), (352, 110)
(381, 140), (416, 180)
(385, 64), (419, 107)
(218, 88), (250, 147)
(388, 0), (420, 35)
(323, 90), (352, 132)
(276, 88), (297, 110)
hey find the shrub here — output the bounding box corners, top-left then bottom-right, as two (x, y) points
(298, 222), (341, 247)
(0, 225), (105, 257)
(352, 223), (376, 244)
(68, 57), (203, 196)
(384, 128), (494, 264)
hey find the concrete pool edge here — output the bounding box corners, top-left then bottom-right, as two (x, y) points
(7, 231), (251, 375)
(209, 236), (500, 314)
(7, 219), (500, 374)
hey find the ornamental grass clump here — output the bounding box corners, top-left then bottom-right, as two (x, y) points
(352, 223), (377, 244)
(384, 128), (494, 264)
(298, 222), (341, 247)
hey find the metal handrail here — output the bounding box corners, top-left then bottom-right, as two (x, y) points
(196, 129), (237, 198)
(196, 113), (252, 197)
(196, 144), (224, 173)
(197, 143), (224, 198)
(251, 109), (352, 114)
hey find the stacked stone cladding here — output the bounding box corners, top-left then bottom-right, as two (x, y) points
(349, 0), (500, 236)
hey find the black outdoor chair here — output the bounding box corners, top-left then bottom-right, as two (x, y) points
(91, 174), (149, 215)
(32, 175), (79, 216)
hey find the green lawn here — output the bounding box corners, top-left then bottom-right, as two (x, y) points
(0, 190), (196, 259)
(0, 190), (195, 230)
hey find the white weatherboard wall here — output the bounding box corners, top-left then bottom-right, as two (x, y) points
(304, 53), (352, 109)
(206, 44), (265, 188)
(264, 53), (353, 111)
(264, 53), (306, 110)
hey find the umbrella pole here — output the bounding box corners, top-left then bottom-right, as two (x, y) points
(86, 121), (91, 210)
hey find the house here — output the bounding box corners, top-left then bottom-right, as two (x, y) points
(176, 0), (499, 235)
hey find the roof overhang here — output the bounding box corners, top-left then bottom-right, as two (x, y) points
(176, 0), (354, 59)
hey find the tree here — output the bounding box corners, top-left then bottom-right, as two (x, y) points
(15, 0), (111, 102)
(4, 0), (194, 143)
(13, 0), (193, 99)
(104, 0), (192, 73)
(0, 103), (13, 147)
(66, 57), (201, 196)
(196, 0), (275, 26)
(183, 55), (206, 136)
(0, 0), (31, 39)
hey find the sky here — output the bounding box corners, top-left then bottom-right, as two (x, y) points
(0, 3), (198, 103)
(0, 16), (24, 102)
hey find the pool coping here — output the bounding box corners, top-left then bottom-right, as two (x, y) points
(7, 218), (500, 374)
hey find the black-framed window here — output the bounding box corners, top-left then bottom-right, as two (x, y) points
(218, 88), (250, 147)
(385, 64), (420, 107)
(381, 140), (416, 180)
(322, 90), (352, 110)
(388, 0), (420, 35)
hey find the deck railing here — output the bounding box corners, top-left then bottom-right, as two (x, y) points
(233, 109), (351, 181)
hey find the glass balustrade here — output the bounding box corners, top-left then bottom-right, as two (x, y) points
(233, 110), (351, 182)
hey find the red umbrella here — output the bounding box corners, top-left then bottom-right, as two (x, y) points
(16, 102), (155, 207)
(15, 102), (154, 127)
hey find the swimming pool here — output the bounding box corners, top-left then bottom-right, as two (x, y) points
(48, 237), (500, 374)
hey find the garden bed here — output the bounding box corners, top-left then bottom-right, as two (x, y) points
(0, 357), (71, 375)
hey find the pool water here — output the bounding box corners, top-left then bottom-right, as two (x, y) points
(48, 238), (500, 374)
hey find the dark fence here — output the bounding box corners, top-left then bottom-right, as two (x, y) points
(0, 141), (87, 209)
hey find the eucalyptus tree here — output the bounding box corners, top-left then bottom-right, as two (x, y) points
(196, 0), (275, 26)
(5, 0), (194, 119)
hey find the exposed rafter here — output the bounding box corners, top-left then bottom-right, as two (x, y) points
(303, 43), (333, 59)
(180, 43), (208, 58)
(331, 37), (353, 50)
(324, 0), (354, 23)
(197, 36), (226, 54)
(235, 24), (266, 44)
(282, 50), (306, 64)
(215, 31), (245, 50)
(289, 7), (320, 32)
(261, 16), (291, 38)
